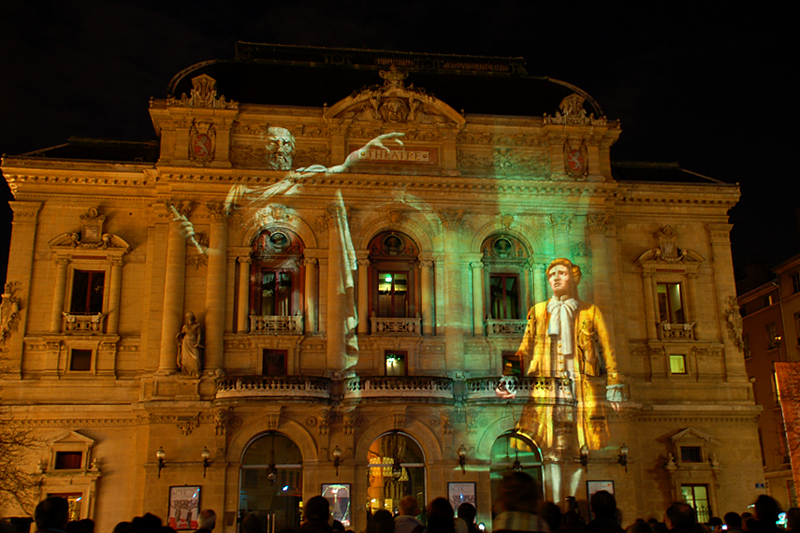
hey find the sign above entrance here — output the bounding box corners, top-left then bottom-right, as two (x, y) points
(349, 145), (438, 165)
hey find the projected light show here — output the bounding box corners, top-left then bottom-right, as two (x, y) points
(1, 44), (759, 532)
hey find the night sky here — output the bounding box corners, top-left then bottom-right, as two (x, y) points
(1, 2), (797, 283)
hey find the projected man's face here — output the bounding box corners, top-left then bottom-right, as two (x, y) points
(265, 127), (295, 170)
(548, 264), (573, 298)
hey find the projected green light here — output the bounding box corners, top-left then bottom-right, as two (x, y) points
(384, 274), (393, 283)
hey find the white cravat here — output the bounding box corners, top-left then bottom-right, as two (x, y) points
(547, 296), (579, 355)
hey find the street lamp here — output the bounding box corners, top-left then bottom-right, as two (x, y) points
(156, 447), (166, 478)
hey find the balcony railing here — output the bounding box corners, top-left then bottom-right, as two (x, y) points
(465, 376), (574, 403)
(370, 316), (422, 336)
(343, 376), (453, 401)
(486, 319), (527, 337)
(62, 312), (105, 333)
(250, 315), (303, 335)
(216, 376), (331, 400)
(658, 322), (695, 341)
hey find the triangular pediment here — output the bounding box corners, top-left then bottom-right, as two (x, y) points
(324, 66), (465, 128)
(669, 427), (714, 443)
(52, 430), (95, 446)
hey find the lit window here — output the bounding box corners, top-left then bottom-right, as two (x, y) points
(385, 351), (407, 376)
(378, 272), (408, 318)
(681, 484), (710, 523)
(657, 283), (685, 323)
(767, 323), (779, 350)
(490, 275), (520, 319)
(669, 354), (687, 374)
(502, 352), (521, 377)
(70, 270), (105, 314)
(69, 349), (92, 371)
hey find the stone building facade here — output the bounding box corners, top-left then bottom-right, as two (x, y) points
(1, 44), (761, 530)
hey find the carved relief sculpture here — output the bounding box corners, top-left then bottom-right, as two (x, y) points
(176, 312), (204, 377)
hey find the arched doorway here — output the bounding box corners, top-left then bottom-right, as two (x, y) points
(490, 432), (545, 504)
(239, 432), (303, 531)
(367, 432), (426, 516)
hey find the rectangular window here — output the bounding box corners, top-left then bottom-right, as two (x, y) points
(385, 351), (407, 376)
(489, 274), (520, 319)
(743, 334), (751, 359)
(54, 451), (83, 470)
(767, 323), (779, 349)
(764, 294), (774, 307)
(792, 272), (800, 294)
(681, 484), (710, 523)
(795, 313), (800, 345)
(502, 351), (521, 377)
(680, 446), (703, 463)
(378, 272), (408, 318)
(669, 354), (687, 374)
(69, 349), (92, 371)
(262, 349), (287, 376)
(70, 270), (105, 314)
(261, 270), (292, 316)
(657, 282), (685, 323)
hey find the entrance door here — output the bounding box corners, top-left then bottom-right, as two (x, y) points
(367, 432), (426, 517)
(240, 433), (303, 532)
(489, 432), (544, 504)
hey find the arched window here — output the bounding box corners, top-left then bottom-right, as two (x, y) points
(240, 432), (303, 532)
(489, 432), (544, 503)
(368, 231), (419, 319)
(248, 229), (304, 333)
(366, 432), (426, 516)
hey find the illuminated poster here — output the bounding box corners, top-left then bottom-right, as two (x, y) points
(168, 486), (201, 531)
(322, 484), (351, 527)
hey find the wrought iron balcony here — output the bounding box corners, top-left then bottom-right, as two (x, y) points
(370, 316), (422, 336)
(343, 376), (453, 402)
(215, 376), (331, 400)
(465, 376), (574, 403)
(249, 315), (303, 335)
(486, 319), (527, 337)
(657, 322), (695, 341)
(62, 312), (106, 333)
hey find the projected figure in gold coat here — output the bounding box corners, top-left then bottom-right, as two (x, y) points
(512, 258), (623, 453)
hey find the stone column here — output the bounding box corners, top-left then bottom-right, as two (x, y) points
(326, 202), (357, 372)
(587, 215), (612, 312)
(237, 257), (251, 333)
(107, 259), (123, 334)
(470, 261), (485, 337)
(50, 258), (70, 333)
(642, 271), (658, 341)
(357, 256), (369, 335)
(419, 259), (434, 335)
(158, 211), (187, 373)
(205, 203), (228, 373)
(304, 257), (319, 334)
(686, 272), (699, 336)
(441, 211), (466, 370)
(708, 223), (744, 379)
(551, 214), (574, 259)
(533, 263), (546, 305)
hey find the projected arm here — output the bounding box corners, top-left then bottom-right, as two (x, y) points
(169, 205), (205, 255)
(326, 132), (405, 173)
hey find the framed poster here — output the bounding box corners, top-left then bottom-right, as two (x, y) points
(586, 480), (614, 498)
(168, 486), (201, 531)
(448, 482), (476, 511)
(322, 484), (351, 527)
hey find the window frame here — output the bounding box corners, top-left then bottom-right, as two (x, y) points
(488, 273), (522, 320)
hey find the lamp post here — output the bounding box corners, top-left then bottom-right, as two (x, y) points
(156, 447), (166, 478)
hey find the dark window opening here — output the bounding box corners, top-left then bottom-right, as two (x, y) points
(502, 351), (521, 377)
(55, 452), (83, 470)
(69, 349), (92, 371)
(490, 274), (520, 319)
(680, 446), (703, 463)
(378, 272), (408, 318)
(70, 270), (105, 314)
(262, 350), (287, 376)
(657, 282), (684, 323)
(260, 270), (293, 316)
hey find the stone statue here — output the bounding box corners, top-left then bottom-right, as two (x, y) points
(176, 311), (203, 377)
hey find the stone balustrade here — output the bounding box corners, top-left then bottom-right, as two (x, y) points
(486, 319), (527, 337)
(216, 375), (331, 400)
(370, 316), (422, 336)
(658, 322), (695, 340)
(63, 313), (106, 333)
(343, 376), (453, 401)
(465, 376), (574, 403)
(250, 315), (304, 335)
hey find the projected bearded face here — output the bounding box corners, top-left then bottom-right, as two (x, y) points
(265, 127), (296, 170)
(548, 264), (574, 298)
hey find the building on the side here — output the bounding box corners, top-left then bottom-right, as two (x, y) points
(1, 43), (761, 531)
(738, 253), (800, 509)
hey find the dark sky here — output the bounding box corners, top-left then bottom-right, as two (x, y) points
(1, 1), (797, 281)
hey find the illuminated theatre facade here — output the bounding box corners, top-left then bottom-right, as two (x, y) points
(1, 44), (761, 530)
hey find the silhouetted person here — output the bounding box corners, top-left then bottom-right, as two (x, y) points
(722, 513), (742, 533)
(367, 511), (395, 533)
(457, 503), (479, 533)
(395, 497), (425, 533)
(664, 503), (695, 533)
(626, 520), (654, 533)
(587, 491), (623, 533)
(302, 496), (333, 533)
(427, 498), (456, 533)
(492, 472), (548, 533)
(34, 497), (69, 533)
(750, 495), (781, 533)
(195, 511), (216, 533)
(786, 508), (800, 532)
(242, 514), (264, 533)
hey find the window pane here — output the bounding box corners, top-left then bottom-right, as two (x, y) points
(490, 274), (520, 319)
(657, 283), (684, 323)
(70, 349), (92, 371)
(669, 355), (686, 374)
(71, 270), (104, 314)
(55, 452), (83, 470)
(378, 272), (408, 318)
(262, 271), (276, 315)
(263, 349), (287, 376)
(277, 272), (292, 316)
(88, 271), (105, 313)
